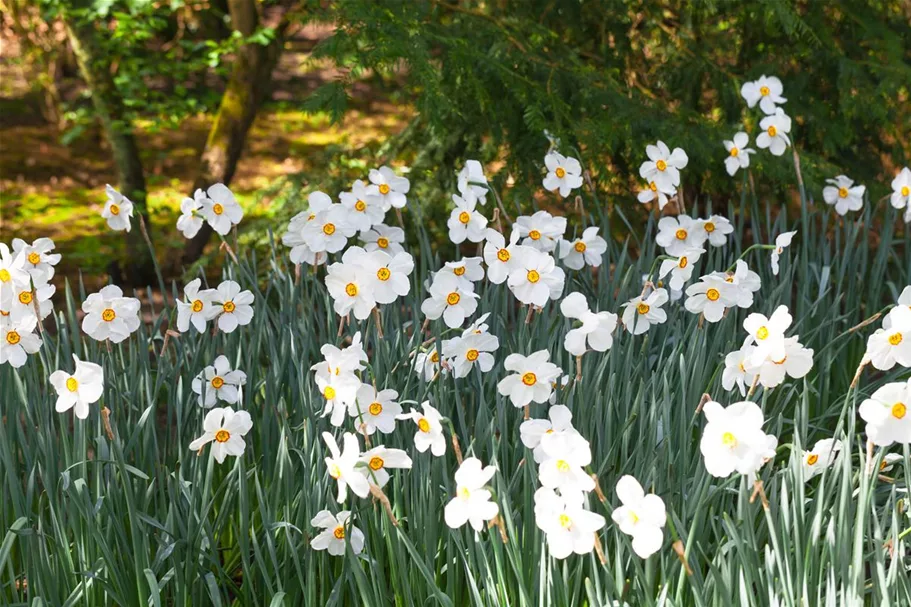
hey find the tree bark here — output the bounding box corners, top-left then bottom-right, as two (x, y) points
(182, 0), (291, 264)
(63, 10), (155, 285)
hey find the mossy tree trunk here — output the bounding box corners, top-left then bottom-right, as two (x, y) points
(182, 0), (292, 265)
(63, 10), (155, 285)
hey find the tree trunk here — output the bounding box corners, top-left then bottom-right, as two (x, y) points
(63, 12), (155, 286)
(182, 0), (290, 265)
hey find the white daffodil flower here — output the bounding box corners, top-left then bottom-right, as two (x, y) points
(421, 272), (478, 328)
(513, 210), (567, 253)
(189, 407), (253, 464)
(770, 230), (797, 275)
(722, 340), (756, 397)
(312, 332), (367, 379)
(723, 132), (755, 176)
(177, 188), (207, 239)
(361, 223), (406, 255)
(743, 305), (792, 366)
(750, 337), (814, 389)
(621, 288), (669, 335)
(684, 275), (737, 323)
(890, 167), (910, 212)
(822, 175), (865, 216)
(201, 183), (243, 235)
(322, 432), (370, 502)
(507, 247), (565, 307)
(637, 181), (676, 210)
(0, 314), (41, 368)
(303, 199), (357, 254)
(366, 165), (410, 211)
(49, 354), (104, 419)
(441, 257), (485, 288)
(192, 355), (247, 408)
(310, 510), (365, 556)
(497, 350), (562, 408)
(398, 401), (446, 456)
(81, 285), (141, 343)
(655, 215), (707, 256)
(176, 278), (218, 333)
(316, 372), (360, 427)
(413, 348), (442, 381)
(700, 215), (734, 247)
(355, 249), (413, 305)
(710, 260), (761, 309)
(212, 280), (255, 333)
(325, 256), (377, 321)
(483, 229), (523, 284)
(441, 331), (499, 378)
(340, 179), (385, 233)
(756, 109), (792, 156)
(533, 487), (605, 559)
(865, 307), (911, 371)
(447, 193), (488, 244)
(282, 190), (334, 266)
(799, 438), (843, 481)
(639, 140), (688, 193)
(102, 185), (134, 232)
(458, 159), (488, 203)
(859, 378), (911, 447)
(444, 457), (499, 531)
(700, 400), (777, 478)
(520, 405), (580, 464)
(611, 475), (667, 559)
(558, 226), (607, 270)
(543, 152), (584, 197)
(884, 286), (911, 330)
(359, 445), (412, 489)
(12, 237), (61, 283)
(560, 292), (617, 356)
(538, 432), (595, 497)
(8, 280), (54, 322)
(741, 75), (786, 114)
(659, 247), (704, 292)
(350, 385), (402, 435)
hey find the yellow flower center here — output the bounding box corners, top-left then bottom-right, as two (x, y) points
(648, 181), (657, 192)
(759, 85), (770, 96)
(355, 200), (366, 211)
(527, 269), (540, 283)
(705, 222), (716, 233)
(211, 376), (225, 389)
(345, 283), (358, 297)
(573, 241), (586, 253)
(430, 352), (440, 363)
(418, 418), (431, 433)
(18, 291), (32, 305)
(722, 432), (737, 447)
(528, 229), (541, 240)
(191, 299), (204, 313)
(838, 187), (849, 198)
(559, 514), (572, 529)
(376, 237), (389, 249)
(27, 252), (41, 265)
(0, 269), (9, 282)
(215, 429), (231, 443)
(458, 211), (470, 224)
(521, 372), (537, 386)
(329, 463), (342, 479)
(377, 267), (391, 281)
(678, 256), (688, 269)
(222, 301), (236, 313)
(212, 203), (224, 215)
(369, 456), (384, 470)
(767, 125), (777, 137)
(5, 330), (20, 345)
(497, 249), (510, 262)
(324, 386), (337, 400)
(555, 167), (566, 179)
(369, 402), (383, 415)
(466, 349), (479, 361)
(333, 526), (345, 539)
(773, 355), (787, 365)
(66, 377), (79, 392)
(902, 186), (910, 197)
(706, 288), (720, 302)
(556, 459), (570, 472)
(656, 159), (667, 172)
(109, 203), (120, 216)
(446, 292), (461, 306)
(893, 403), (907, 419)
(101, 308), (116, 322)
(729, 147), (739, 157)
(806, 454), (819, 466)
(756, 326), (769, 340)
(675, 229), (687, 240)
(458, 486), (471, 500)
(888, 332), (902, 346)
(379, 183), (390, 195)
(453, 266), (466, 276)
(637, 303), (650, 315)
(323, 223), (336, 236)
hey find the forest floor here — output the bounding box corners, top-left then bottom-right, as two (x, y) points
(0, 24), (412, 286)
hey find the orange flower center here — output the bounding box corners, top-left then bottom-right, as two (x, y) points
(109, 204), (120, 216)
(806, 454), (819, 465)
(27, 252), (41, 265)
(376, 237), (389, 249)
(521, 372), (537, 386)
(767, 125), (777, 137)
(637, 303), (650, 315)
(466, 349), (479, 361)
(191, 299), (204, 313)
(323, 223), (336, 235)
(222, 301), (236, 313)
(5, 330), (20, 345)
(706, 288), (720, 302)
(704, 222), (716, 233)
(759, 85), (770, 96)
(458, 211), (470, 224)
(369, 456), (384, 470)
(211, 376), (225, 389)
(102, 308), (116, 322)
(497, 249), (510, 262)
(333, 526), (345, 539)
(555, 167), (566, 178)
(888, 332), (902, 346)
(368, 402), (383, 415)
(18, 291), (32, 305)
(756, 326), (769, 340)
(355, 200), (366, 211)
(656, 159), (667, 171)
(453, 266), (466, 276)
(212, 203), (224, 215)
(377, 267), (391, 281)
(527, 269), (540, 283)
(215, 429), (230, 443)
(345, 283), (358, 297)
(379, 183), (390, 195)
(446, 292), (461, 306)
(838, 187), (849, 198)
(418, 418), (431, 432)
(729, 147), (739, 157)
(675, 229), (687, 240)
(573, 241), (586, 253)
(528, 229), (541, 240)
(893, 403), (907, 419)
